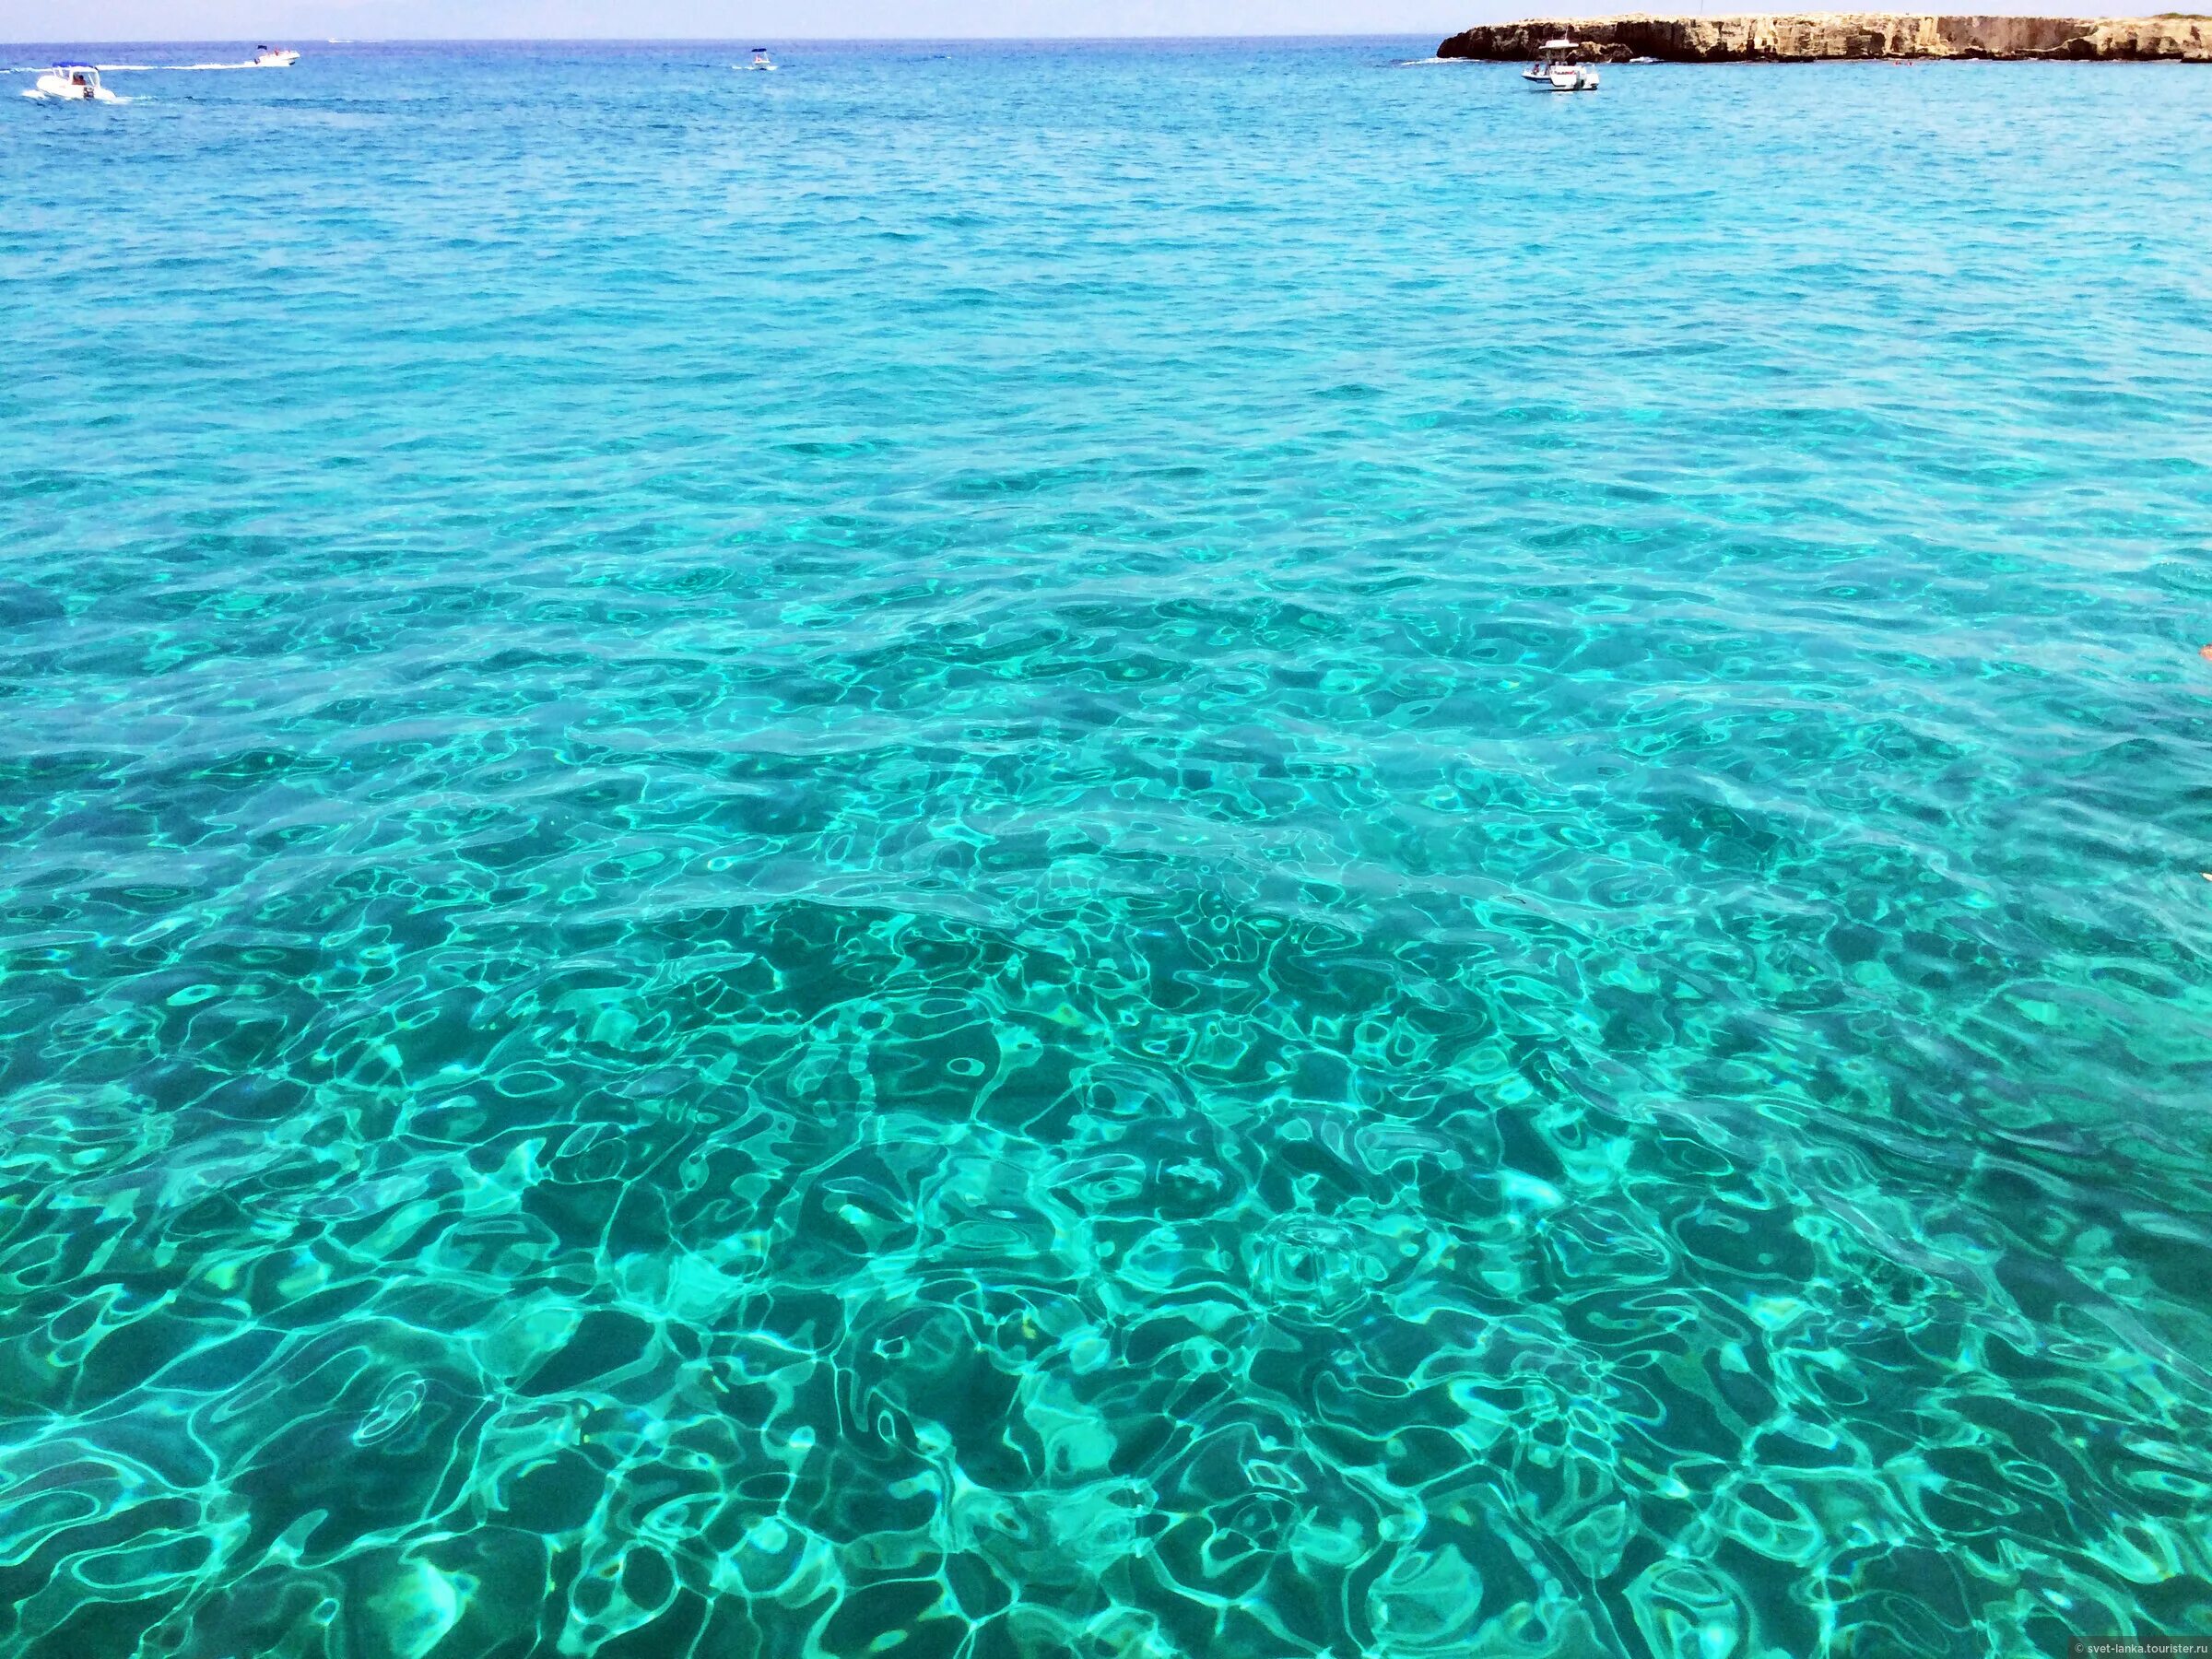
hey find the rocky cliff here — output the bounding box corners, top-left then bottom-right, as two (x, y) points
(1438, 12), (2212, 60)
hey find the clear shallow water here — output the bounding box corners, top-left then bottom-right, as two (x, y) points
(3, 36), (2212, 1657)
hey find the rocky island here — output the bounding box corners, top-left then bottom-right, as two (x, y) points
(1438, 12), (2212, 60)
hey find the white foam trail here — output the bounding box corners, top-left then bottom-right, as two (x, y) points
(8, 58), (253, 71)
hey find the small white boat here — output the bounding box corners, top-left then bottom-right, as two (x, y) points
(747, 48), (776, 70)
(28, 63), (122, 100)
(1528, 39), (1599, 90)
(1629, 54), (1660, 64)
(251, 45), (300, 66)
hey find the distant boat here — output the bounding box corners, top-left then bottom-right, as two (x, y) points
(1629, 54), (1659, 63)
(1525, 39), (1599, 90)
(27, 63), (122, 100)
(251, 45), (300, 66)
(747, 48), (776, 71)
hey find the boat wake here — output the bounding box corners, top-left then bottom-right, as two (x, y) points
(7, 58), (272, 73)
(170, 49), (300, 69)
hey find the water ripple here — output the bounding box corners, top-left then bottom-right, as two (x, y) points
(3, 36), (2212, 1659)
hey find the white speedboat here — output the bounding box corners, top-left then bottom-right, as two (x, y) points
(28, 63), (122, 100)
(747, 48), (776, 70)
(1529, 40), (1599, 90)
(252, 45), (300, 66)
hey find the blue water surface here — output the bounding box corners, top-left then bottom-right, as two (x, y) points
(4, 37), (2212, 1658)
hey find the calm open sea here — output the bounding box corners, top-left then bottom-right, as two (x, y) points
(3, 36), (2211, 1658)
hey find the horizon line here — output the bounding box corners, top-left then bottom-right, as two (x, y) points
(2, 30), (1463, 45)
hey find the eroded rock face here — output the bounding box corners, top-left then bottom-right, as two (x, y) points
(1437, 13), (2212, 61)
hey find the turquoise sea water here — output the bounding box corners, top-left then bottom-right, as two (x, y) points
(4, 37), (2212, 1657)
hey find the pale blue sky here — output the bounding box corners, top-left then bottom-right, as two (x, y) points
(6, 0), (1500, 40)
(4, 0), (2148, 41)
